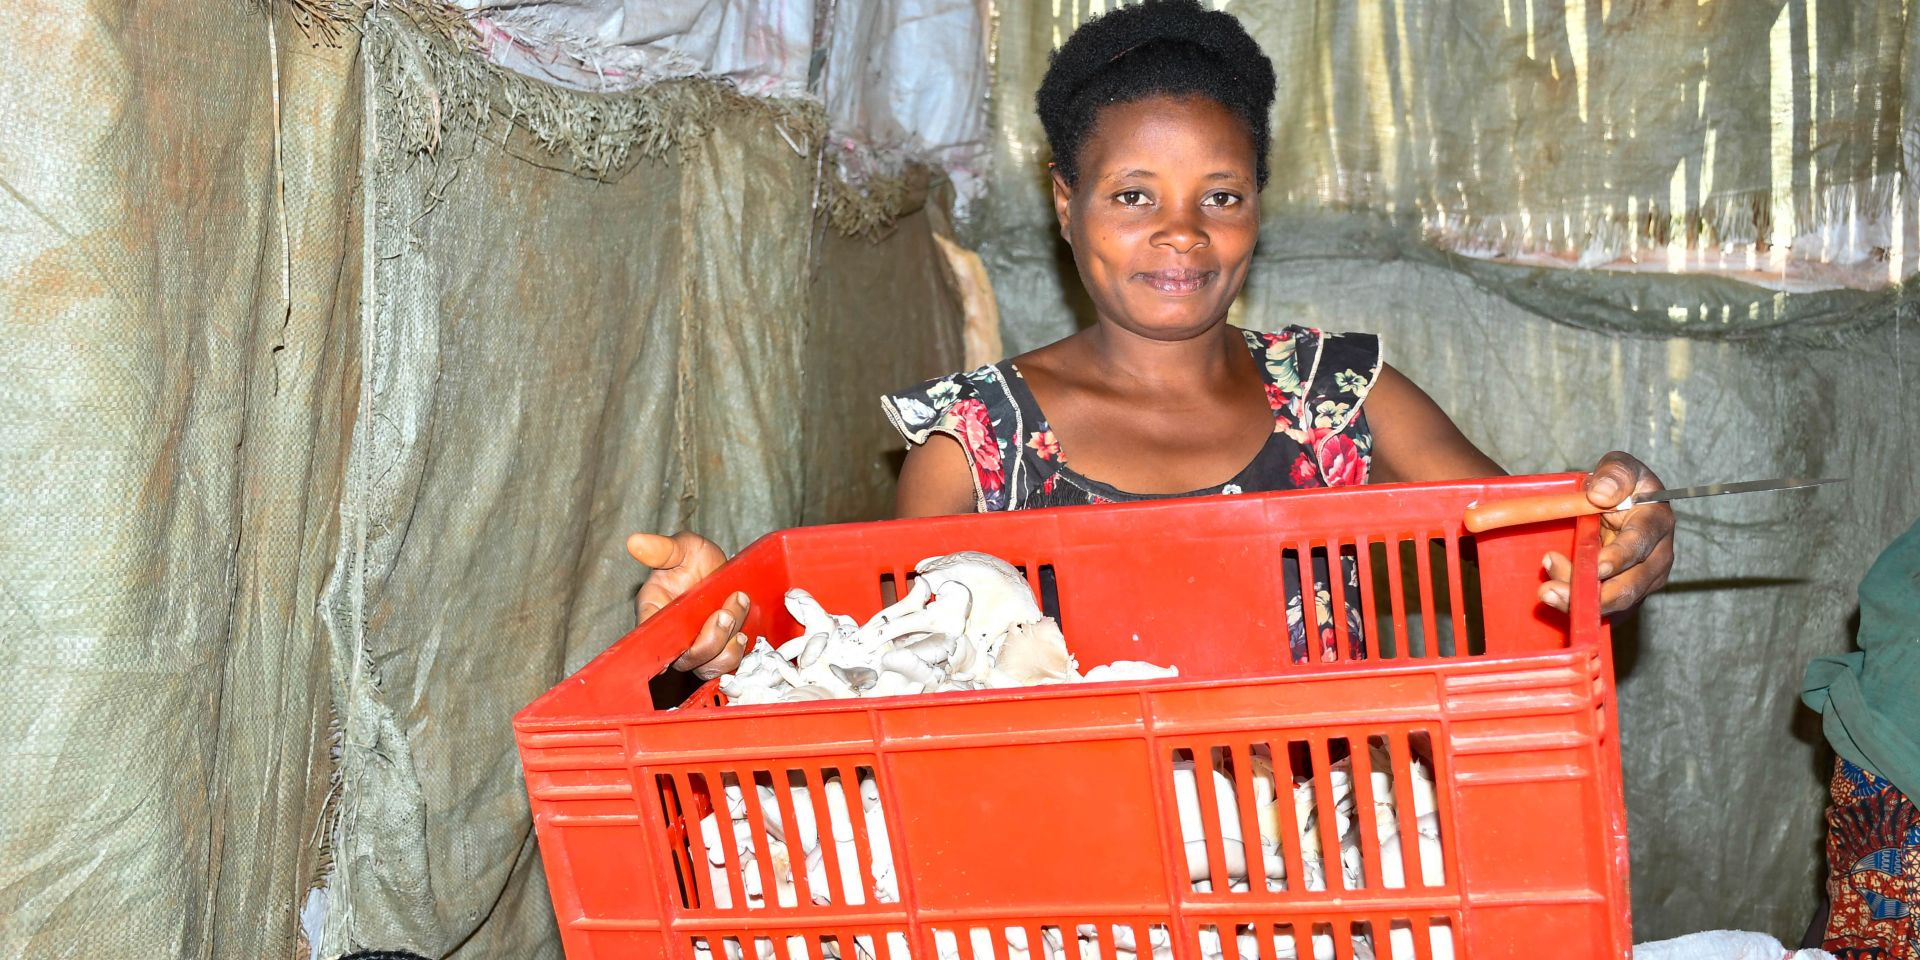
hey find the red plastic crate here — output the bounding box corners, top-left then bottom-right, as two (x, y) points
(515, 475), (1630, 960)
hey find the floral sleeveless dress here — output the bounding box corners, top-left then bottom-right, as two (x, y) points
(880, 325), (1382, 662)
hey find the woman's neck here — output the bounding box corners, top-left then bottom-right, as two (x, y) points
(1078, 318), (1243, 390)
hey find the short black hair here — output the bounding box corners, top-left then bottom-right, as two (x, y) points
(1035, 0), (1276, 189)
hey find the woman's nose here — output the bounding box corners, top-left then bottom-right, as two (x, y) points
(1152, 206), (1209, 253)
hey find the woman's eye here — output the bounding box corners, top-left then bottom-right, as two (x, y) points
(1204, 191), (1242, 207)
(1115, 190), (1150, 206)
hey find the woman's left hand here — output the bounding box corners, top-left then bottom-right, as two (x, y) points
(1540, 451), (1676, 615)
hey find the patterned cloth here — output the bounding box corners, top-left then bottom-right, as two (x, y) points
(1824, 757), (1920, 958)
(880, 325), (1382, 662)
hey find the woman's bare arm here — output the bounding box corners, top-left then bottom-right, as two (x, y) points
(894, 435), (979, 518)
(1365, 363), (1505, 482)
(1367, 363), (1674, 616)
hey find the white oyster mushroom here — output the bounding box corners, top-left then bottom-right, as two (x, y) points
(879, 647), (943, 686)
(1247, 753), (1290, 890)
(720, 639), (793, 705)
(795, 630), (833, 669)
(847, 577), (933, 645)
(905, 634), (956, 664)
(912, 551), (1044, 652)
(861, 583), (970, 652)
(771, 654), (805, 689)
(988, 617), (1078, 685)
(829, 664), (879, 693)
(793, 626), (887, 691)
(783, 589), (841, 644)
(868, 669), (924, 698)
(946, 630), (985, 681)
(781, 684), (839, 702)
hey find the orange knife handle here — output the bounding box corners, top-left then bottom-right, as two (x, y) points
(1463, 491), (1608, 533)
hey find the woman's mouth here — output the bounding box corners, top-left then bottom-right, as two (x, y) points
(1135, 268), (1214, 295)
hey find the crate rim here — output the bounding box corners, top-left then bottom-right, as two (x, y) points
(513, 648), (1603, 743)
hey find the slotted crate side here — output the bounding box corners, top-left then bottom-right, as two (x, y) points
(1129, 649), (1626, 960)
(898, 912), (1463, 960)
(1440, 648), (1629, 958)
(1594, 650), (1634, 954)
(532, 810), (670, 960)
(883, 735), (1173, 914)
(521, 726), (673, 960)
(684, 925), (916, 960)
(644, 755), (905, 915)
(619, 656), (1620, 959)
(1177, 912), (1465, 960)
(1155, 722), (1457, 905)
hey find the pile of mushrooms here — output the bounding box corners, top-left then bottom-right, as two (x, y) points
(717, 551), (1177, 706)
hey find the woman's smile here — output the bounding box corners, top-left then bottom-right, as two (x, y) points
(1135, 267), (1215, 295)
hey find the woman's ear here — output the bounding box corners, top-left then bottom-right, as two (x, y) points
(1051, 168), (1073, 243)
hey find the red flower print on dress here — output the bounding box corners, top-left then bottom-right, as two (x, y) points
(949, 398), (1004, 492)
(1265, 383), (1286, 412)
(1317, 433), (1367, 487)
(1289, 452), (1322, 488)
(1027, 429), (1061, 461)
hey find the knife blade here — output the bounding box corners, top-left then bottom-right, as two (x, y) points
(1463, 476), (1842, 534)
(1629, 476), (1841, 505)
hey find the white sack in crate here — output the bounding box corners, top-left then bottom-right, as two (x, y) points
(698, 749), (1452, 960)
(699, 771), (896, 910)
(1172, 743), (1445, 892)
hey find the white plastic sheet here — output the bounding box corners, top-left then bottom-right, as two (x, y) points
(456, 0), (992, 199)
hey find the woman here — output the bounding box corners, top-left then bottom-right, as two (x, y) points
(634, 0), (1676, 680)
(1802, 518), (1920, 957)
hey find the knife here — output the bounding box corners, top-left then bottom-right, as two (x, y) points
(1463, 476), (1842, 533)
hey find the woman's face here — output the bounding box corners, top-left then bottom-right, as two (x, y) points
(1054, 94), (1260, 342)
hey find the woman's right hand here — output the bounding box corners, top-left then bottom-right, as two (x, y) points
(627, 531), (750, 679)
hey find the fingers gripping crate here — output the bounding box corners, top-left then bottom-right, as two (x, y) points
(515, 475), (1631, 960)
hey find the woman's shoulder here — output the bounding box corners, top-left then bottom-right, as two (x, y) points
(880, 329), (1085, 439)
(879, 362), (1018, 446)
(1238, 323), (1379, 359)
(881, 362), (1028, 513)
(1235, 324), (1382, 444)
(883, 362), (1006, 435)
(1237, 323), (1381, 391)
